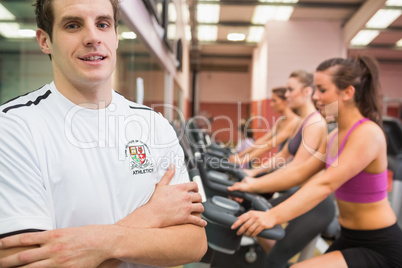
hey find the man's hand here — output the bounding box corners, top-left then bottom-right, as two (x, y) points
(0, 165), (207, 268)
(0, 225), (114, 268)
(118, 164), (207, 229)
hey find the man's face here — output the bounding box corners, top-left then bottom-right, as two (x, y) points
(44, 0), (118, 88)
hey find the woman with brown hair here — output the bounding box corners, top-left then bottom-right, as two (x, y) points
(229, 87), (300, 168)
(231, 56), (402, 268)
(230, 70), (335, 268)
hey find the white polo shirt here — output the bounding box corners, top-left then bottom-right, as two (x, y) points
(0, 82), (189, 268)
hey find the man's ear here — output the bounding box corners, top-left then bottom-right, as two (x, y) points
(342, 85), (355, 101)
(36, 28), (52, 55)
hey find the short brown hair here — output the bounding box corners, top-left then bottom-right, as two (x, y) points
(34, 0), (120, 41)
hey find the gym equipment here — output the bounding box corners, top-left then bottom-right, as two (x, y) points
(172, 120), (285, 267)
(186, 118), (235, 159)
(194, 151), (285, 268)
(383, 116), (402, 220)
(185, 119), (247, 183)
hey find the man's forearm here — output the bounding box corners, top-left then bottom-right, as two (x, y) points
(109, 223), (207, 266)
(0, 223), (207, 268)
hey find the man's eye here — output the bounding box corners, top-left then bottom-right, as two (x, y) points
(66, 24), (79, 29)
(98, 23), (109, 29)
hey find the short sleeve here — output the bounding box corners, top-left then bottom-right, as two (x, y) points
(0, 113), (53, 235)
(154, 116), (190, 185)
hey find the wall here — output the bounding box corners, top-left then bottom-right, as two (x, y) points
(265, 20), (346, 91)
(245, 20), (348, 156)
(379, 62), (402, 99)
(250, 20), (345, 133)
(195, 20), (347, 144)
(251, 20), (346, 102)
(0, 52), (52, 104)
(199, 72), (251, 103)
(119, 0), (191, 119)
(198, 71), (252, 144)
(379, 62), (402, 119)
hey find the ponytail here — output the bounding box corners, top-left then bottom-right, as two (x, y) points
(316, 56), (382, 127)
(356, 56), (382, 127)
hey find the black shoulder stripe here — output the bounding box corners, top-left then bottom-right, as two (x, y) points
(0, 229), (45, 239)
(2, 89), (52, 114)
(129, 106), (158, 113)
(1, 85), (46, 106)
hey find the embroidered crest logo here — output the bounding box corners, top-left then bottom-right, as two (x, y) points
(130, 145), (146, 164)
(125, 140), (155, 175)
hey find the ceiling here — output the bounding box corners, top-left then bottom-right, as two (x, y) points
(1, 0), (402, 72)
(187, 0), (402, 71)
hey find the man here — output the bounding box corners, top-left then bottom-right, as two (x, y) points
(0, 0), (207, 267)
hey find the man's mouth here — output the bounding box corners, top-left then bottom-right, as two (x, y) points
(80, 56), (105, 61)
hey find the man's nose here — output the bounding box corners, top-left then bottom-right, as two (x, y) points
(83, 26), (101, 47)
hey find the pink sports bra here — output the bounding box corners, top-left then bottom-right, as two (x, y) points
(326, 118), (388, 203)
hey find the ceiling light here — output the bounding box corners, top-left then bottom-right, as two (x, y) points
(386, 0), (402, 6)
(258, 0), (298, 3)
(0, 23), (37, 39)
(396, 38), (402, 47)
(0, 23), (20, 38)
(0, 4), (15, 20)
(274, 6), (295, 20)
(197, 4), (220, 23)
(18, 29), (36, 38)
(227, 33), (245, 41)
(168, 3), (177, 22)
(366, 9), (402, 28)
(252, 6), (277, 24)
(350, 30), (379, 46)
(247, 26), (265, 43)
(167, 24), (176, 40)
(183, 5), (190, 23)
(252, 0), (298, 24)
(185, 25), (192, 41)
(121, 31), (137, 39)
(197, 25), (218, 41)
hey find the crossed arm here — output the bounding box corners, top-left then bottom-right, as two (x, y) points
(0, 167), (208, 268)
